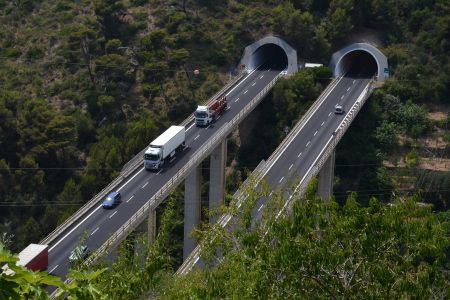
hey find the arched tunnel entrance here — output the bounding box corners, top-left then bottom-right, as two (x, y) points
(246, 43), (288, 71)
(240, 36), (298, 74)
(330, 43), (389, 81)
(337, 50), (378, 78)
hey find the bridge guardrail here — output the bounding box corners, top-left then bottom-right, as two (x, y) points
(41, 72), (245, 247)
(121, 71), (246, 176)
(81, 72), (284, 267)
(281, 79), (374, 214)
(176, 76), (343, 274)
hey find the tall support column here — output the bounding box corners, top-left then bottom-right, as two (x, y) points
(209, 140), (227, 224)
(147, 208), (156, 243)
(184, 164), (202, 260)
(317, 150), (335, 200)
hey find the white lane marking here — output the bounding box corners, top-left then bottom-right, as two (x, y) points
(252, 82), (256, 86)
(244, 90), (248, 94)
(268, 68), (271, 71)
(206, 125), (211, 129)
(279, 177), (284, 183)
(142, 181), (148, 189)
(258, 204), (264, 212)
(49, 204), (102, 252)
(186, 122), (195, 132)
(225, 64), (262, 97)
(328, 112), (332, 117)
(90, 227), (99, 236)
(216, 115), (221, 121)
(353, 80), (356, 84)
(234, 98), (239, 102)
(306, 141), (311, 147)
(117, 167), (144, 192)
(169, 157), (176, 163)
(341, 95), (344, 99)
(49, 265), (59, 274)
(194, 134), (200, 141)
(269, 191), (273, 197)
(289, 164), (293, 170)
(347, 87), (350, 91)
(260, 75), (264, 79)
(314, 130), (318, 136)
(321, 121), (325, 127)
(127, 195), (134, 203)
(260, 76), (344, 179)
(156, 169), (162, 175)
(109, 211), (118, 219)
(298, 152), (302, 158)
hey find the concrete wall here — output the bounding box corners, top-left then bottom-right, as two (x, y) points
(239, 36), (298, 74)
(330, 43), (389, 81)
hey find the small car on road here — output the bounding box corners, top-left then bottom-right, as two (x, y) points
(69, 245), (89, 263)
(102, 191), (121, 209)
(334, 104), (344, 114)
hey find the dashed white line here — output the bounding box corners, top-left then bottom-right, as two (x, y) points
(117, 167), (145, 192)
(90, 227), (99, 236)
(206, 125), (211, 129)
(279, 177), (284, 183)
(186, 122), (195, 132)
(156, 169), (162, 175)
(142, 182), (148, 189)
(353, 80), (356, 84)
(194, 134), (200, 141)
(298, 152), (302, 158)
(306, 141), (311, 147)
(341, 95), (345, 99)
(260, 75), (264, 79)
(269, 191), (273, 197)
(234, 97), (240, 102)
(49, 265), (59, 274)
(252, 82), (256, 86)
(127, 195), (134, 203)
(109, 211), (118, 219)
(289, 164), (293, 170)
(169, 157), (176, 163)
(321, 121), (325, 127)
(347, 87), (350, 91)
(314, 130), (318, 136)
(244, 90), (248, 94)
(328, 112), (332, 117)
(258, 204), (264, 212)
(216, 115), (221, 121)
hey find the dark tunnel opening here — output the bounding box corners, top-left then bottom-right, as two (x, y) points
(249, 44), (288, 71)
(339, 50), (378, 79)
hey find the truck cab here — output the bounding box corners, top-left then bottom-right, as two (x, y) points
(195, 106), (211, 126)
(144, 147), (163, 170)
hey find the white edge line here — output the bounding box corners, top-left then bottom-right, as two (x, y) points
(258, 204), (264, 212)
(117, 167), (144, 192)
(48, 265), (59, 273)
(186, 122), (195, 132)
(260, 76), (344, 178)
(49, 204), (103, 252)
(225, 64), (262, 97)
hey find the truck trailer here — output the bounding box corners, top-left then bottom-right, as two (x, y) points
(17, 244), (48, 271)
(144, 125), (186, 171)
(195, 96), (228, 126)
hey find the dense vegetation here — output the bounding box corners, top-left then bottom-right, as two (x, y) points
(0, 0), (449, 297)
(1, 183), (449, 299)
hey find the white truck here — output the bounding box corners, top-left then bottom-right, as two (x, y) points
(144, 125), (186, 171)
(17, 244), (49, 271)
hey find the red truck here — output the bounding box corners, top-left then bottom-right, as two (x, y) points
(17, 244), (48, 271)
(195, 96), (228, 126)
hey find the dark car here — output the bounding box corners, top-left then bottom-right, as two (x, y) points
(102, 191), (121, 209)
(69, 245), (89, 263)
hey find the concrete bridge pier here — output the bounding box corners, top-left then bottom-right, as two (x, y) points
(317, 150), (335, 200)
(147, 209), (157, 243)
(184, 164), (202, 260)
(209, 140), (227, 224)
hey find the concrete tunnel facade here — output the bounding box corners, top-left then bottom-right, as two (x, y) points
(330, 43), (389, 81)
(239, 36), (298, 74)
